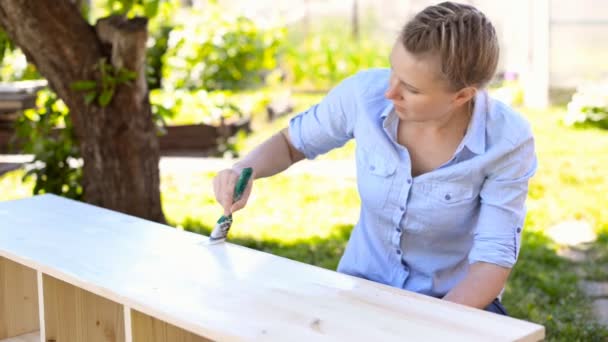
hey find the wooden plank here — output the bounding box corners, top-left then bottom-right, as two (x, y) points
(0, 195), (545, 341)
(0, 163), (21, 177)
(131, 310), (211, 342)
(0, 331), (40, 342)
(43, 274), (125, 342)
(124, 306), (132, 342)
(0, 257), (39, 339)
(36, 272), (45, 342)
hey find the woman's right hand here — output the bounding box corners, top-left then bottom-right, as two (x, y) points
(212, 168), (254, 216)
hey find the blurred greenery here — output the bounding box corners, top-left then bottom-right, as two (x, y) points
(0, 28), (13, 62)
(161, 4), (285, 91)
(146, 24), (173, 90)
(150, 89), (246, 126)
(283, 33), (389, 91)
(506, 230), (608, 341)
(583, 233), (608, 282)
(0, 48), (40, 82)
(564, 82), (608, 130)
(12, 90), (82, 200)
(91, 0), (164, 20)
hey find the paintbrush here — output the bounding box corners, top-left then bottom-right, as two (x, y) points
(207, 167), (253, 244)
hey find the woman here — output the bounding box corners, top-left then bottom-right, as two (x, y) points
(212, 1), (537, 316)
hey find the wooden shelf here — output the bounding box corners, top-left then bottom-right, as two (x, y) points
(0, 194), (545, 341)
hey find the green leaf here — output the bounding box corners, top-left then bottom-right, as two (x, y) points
(104, 75), (116, 85)
(70, 80), (97, 91)
(84, 92), (97, 105)
(116, 69), (137, 83)
(98, 89), (114, 107)
(0, 29), (13, 64)
(122, 0), (135, 14)
(108, 0), (118, 12)
(144, 0), (160, 18)
(80, 1), (91, 22)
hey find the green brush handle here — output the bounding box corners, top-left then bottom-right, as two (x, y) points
(232, 167), (253, 204)
(209, 167), (254, 243)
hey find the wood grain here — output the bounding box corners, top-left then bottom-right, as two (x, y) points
(131, 310), (211, 342)
(43, 274), (124, 342)
(0, 257), (39, 339)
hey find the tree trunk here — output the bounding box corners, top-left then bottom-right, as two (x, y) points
(0, 0), (166, 223)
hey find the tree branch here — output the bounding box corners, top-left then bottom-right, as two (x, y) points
(96, 15), (149, 110)
(0, 0), (103, 133)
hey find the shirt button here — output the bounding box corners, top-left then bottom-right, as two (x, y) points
(517, 227), (522, 233)
(407, 179), (412, 184)
(444, 194), (452, 201)
(369, 165), (375, 171)
(400, 206), (405, 211)
(396, 249), (402, 255)
(396, 228), (402, 233)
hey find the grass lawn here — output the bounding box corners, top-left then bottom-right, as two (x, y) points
(2, 102), (608, 340)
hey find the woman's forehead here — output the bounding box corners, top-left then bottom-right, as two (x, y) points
(390, 43), (445, 89)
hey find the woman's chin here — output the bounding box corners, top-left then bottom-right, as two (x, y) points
(396, 109), (429, 123)
(395, 107), (412, 119)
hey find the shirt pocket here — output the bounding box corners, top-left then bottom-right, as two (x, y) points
(429, 181), (475, 206)
(356, 147), (397, 209)
(405, 179), (478, 237)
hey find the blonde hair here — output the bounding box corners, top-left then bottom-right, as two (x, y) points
(400, 1), (499, 90)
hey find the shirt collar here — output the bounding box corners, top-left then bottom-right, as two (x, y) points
(462, 90), (487, 155)
(380, 102), (393, 119)
(380, 91), (487, 155)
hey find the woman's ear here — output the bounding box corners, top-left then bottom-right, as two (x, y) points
(452, 86), (477, 107)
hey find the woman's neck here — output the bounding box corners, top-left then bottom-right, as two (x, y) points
(402, 100), (474, 137)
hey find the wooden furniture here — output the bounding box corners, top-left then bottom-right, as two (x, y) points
(0, 80), (47, 153)
(0, 80), (47, 116)
(0, 194), (545, 341)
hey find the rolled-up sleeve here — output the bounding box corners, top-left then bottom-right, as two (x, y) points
(288, 74), (361, 159)
(468, 132), (538, 268)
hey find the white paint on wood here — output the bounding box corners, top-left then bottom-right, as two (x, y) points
(35, 272), (44, 342)
(124, 306), (133, 342)
(0, 194), (545, 341)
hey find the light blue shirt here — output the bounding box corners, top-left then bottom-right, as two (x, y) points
(288, 68), (537, 298)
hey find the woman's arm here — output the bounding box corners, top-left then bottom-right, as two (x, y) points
(214, 128), (304, 215)
(232, 128), (305, 179)
(442, 262), (511, 308)
(214, 71), (363, 215)
(449, 127), (537, 309)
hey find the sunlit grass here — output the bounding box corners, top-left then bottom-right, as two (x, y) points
(161, 171), (359, 243)
(524, 107), (608, 234)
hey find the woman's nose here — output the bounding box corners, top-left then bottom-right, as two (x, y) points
(385, 82), (402, 101)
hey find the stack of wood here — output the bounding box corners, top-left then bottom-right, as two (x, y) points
(0, 80), (47, 152)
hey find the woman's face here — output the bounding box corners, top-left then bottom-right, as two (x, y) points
(385, 42), (474, 123)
